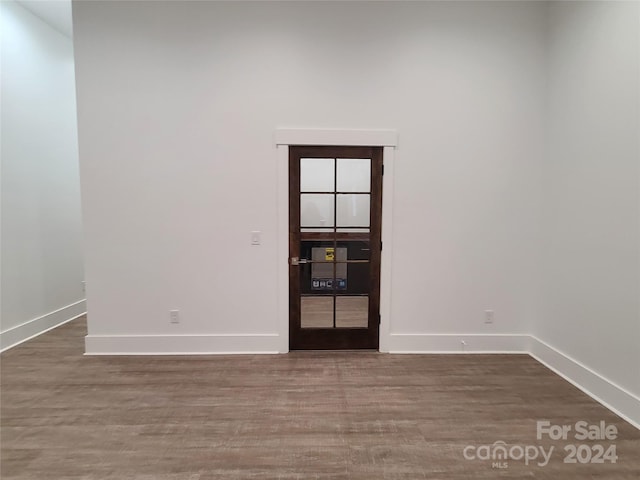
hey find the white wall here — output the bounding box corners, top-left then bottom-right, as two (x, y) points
(0, 0), (85, 350)
(74, 1), (546, 351)
(535, 1), (640, 413)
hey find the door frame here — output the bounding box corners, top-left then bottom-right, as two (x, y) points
(275, 129), (398, 353)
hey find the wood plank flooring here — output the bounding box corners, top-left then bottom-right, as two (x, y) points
(1, 316), (639, 479)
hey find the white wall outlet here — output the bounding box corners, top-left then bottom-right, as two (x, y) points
(81, 281), (86, 294)
(251, 231), (261, 245)
(170, 310), (180, 324)
(484, 310), (494, 324)
(460, 339), (467, 351)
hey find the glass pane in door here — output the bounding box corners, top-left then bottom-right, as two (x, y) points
(336, 296), (369, 328)
(301, 296), (333, 328)
(336, 194), (370, 228)
(301, 158), (334, 192)
(301, 194), (334, 228)
(337, 158), (370, 192)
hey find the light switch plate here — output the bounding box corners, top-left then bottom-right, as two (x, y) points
(251, 231), (261, 245)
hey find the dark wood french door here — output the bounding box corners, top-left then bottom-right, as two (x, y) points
(289, 146), (383, 350)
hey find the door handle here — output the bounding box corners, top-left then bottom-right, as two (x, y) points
(290, 257), (309, 266)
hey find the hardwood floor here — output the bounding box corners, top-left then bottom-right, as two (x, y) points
(1, 316), (638, 479)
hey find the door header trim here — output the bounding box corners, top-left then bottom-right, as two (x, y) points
(275, 128), (398, 147)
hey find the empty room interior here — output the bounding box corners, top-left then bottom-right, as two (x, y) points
(1, 0), (639, 478)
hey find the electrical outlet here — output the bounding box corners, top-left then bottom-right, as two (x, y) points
(460, 339), (468, 351)
(170, 310), (180, 324)
(81, 281), (86, 294)
(484, 310), (494, 324)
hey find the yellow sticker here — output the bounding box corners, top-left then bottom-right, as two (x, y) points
(325, 248), (335, 261)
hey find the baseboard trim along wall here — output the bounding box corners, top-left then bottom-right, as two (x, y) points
(0, 300), (87, 352)
(387, 333), (530, 354)
(84, 333), (281, 355)
(528, 336), (640, 430)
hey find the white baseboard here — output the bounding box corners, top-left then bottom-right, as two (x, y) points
(84, 333), (281, 355)
(0, 300), (86, 352)
(387, 333), (530, 353)
(529, 336), (640, 430)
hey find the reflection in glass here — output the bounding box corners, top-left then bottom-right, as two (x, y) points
(301, 194), (334, 227)
(301, 158), (334, 192)
(337, 194), (370, 227)
(337, 158), (370, 192)
(300, 240), (335, 260)
(336, 296), (369, 328)
(336, 240), (370, 261)
(301, 296), (333, 328)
